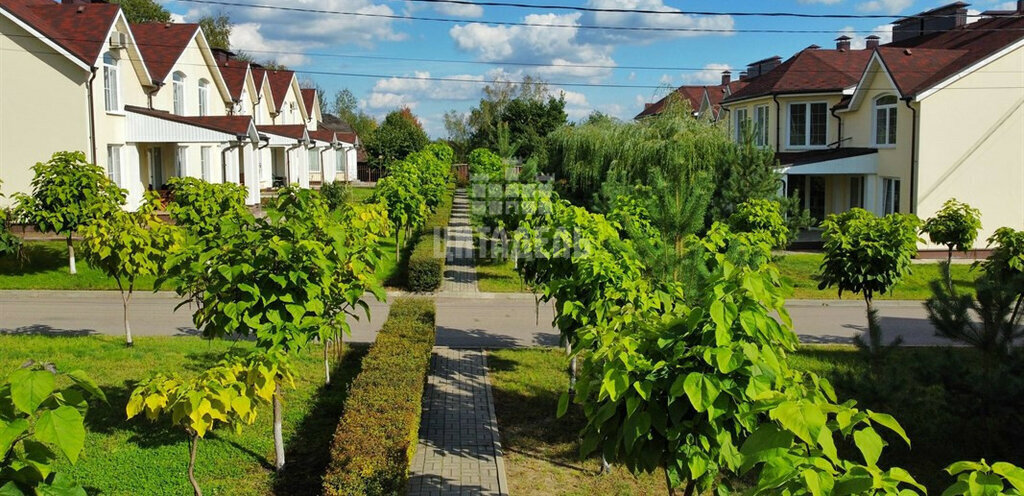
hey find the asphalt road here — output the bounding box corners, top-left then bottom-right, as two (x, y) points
(0, 290), (952, 347)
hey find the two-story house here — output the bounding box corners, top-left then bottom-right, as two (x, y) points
(719, 2), (1024, 246)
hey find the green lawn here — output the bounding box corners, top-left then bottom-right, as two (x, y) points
(347, 186), (376, 204)
(477, 258), (527, 293)
(0, 335), (366, 495)
(779, 253), (976, 300)
(0, 241), (156, 291)
(490, 347), (1024, 494)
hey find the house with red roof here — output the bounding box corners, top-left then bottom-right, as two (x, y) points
(635, 72), (748, 121)
(719, 2), (1024, 247)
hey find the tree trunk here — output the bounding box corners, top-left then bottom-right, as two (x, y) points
(565, 339), (577, 400)
(187, 432), (202, 496)
(273, 384), (285, 471)
(323, 339), (331, 386)
(395, 227), (401, 260)
(67, 236), (76, 275)
(946, 246), (954, 289)
(122, 287), (133, 347)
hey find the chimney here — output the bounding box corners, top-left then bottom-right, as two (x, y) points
(893, 2), (969, 42)
(739, 71), (748, 80)
(835, 35), (852, 51)
(1019, 0), (1023, 12)
(721, 70), (731, 86)
(211, 47), (235, 64)
(865, 35), (881, 49)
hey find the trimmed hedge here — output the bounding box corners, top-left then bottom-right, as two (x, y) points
(404, 185), (454, 292)
(322, 298), (436, 496)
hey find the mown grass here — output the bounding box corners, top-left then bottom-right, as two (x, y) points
(490, 347), (1024, 494)
(477, 257), (526, 293)
(778, 253), (976, 300)
(347, 186), (376, 204)
(0, 335), (367, 495)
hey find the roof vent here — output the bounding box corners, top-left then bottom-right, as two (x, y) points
(76, 5), (84, 12)
(835, 35), (852, 51)
(865, 35), (881, 49)
(807, 44), (821, 50)
(904, 48), (913, 55)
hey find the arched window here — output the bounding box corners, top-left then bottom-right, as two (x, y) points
(172, 72), (186, 115)
(102, 52), (120, 112)
(874, 95), (898, 146)
(198, 79), (209, 116)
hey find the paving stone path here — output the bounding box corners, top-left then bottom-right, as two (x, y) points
(441, 190), (478, 294)
(407, 348), (508, 496)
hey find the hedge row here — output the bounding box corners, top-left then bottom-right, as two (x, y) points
(404, 186), (454, 292)
(322, 298), (437, 496)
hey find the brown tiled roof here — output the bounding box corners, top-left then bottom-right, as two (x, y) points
(251, 66), (268, 95)
(0, 0), (120, 65)
(131, 22), (199, 83)
(218, 59), (249, 100)
(321, 114), (355, 133)
(308, 128), (335, 143)
(879, 15), (1024, 96)
(125, 105), (253, 136)
(258, 124), (307, 140)
(301, 88), (317, 114)
(266, 70), (295, 109)
(725, 48), (874, 103)
(635, 86), (706, 119)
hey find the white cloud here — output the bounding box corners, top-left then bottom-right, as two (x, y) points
(857, 0), (913, 14)
(433, 1), (484, 18)
(681, 63), (731, 85)
(580, 0), (734, 44)
(836, 24), (893, 49)
(365, 92), (418, 111)
(230, 23), (311, 66)
(369, 71), (486, 105)
(169, 12), (186, 23)
(658, 73), (674, 85)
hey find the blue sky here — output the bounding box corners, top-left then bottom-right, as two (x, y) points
(164, 0), (1017, 137)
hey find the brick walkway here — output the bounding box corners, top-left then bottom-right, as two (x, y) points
(407, 348), (508, 496)
(441, 190), (478, 294)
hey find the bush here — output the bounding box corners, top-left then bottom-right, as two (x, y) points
(320, 181), (352, 210)
(406, 234), (442, 292)
(166, 177), (247, 236)
(322, 298), (436, 496)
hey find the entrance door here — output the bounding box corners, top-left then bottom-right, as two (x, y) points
(148, 148), (163, 189)
(808, 176), (826, 221)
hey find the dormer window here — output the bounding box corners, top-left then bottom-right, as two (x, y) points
(874, 95), (898, 146)
(102, 52), (120, 112)
(198, 79), (210, 116)
(172, 72), (186, 115)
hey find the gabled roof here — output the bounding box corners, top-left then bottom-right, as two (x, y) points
(258, 124), (308, 141)
(130, 22), (199, 83)
(308, 128), (335, 143)
(218, 59), (251, 101)
(635, 86), (706, 119)
(266, 70), (296, 109)
(301, 88), (318, 115)
(724, 48), (874, 103)
(125, 105), (255, 137)
(0, 0), (120, 66)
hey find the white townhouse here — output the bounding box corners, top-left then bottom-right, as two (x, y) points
(302, 88), (359, 185)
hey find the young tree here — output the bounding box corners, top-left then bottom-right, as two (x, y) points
(127, 352), (290, 496)
(0, 181), (22, 259)
(198, 13), (232, 51)
(80, 193), (182, 346)
(14, 151), (126, 274)
(728, 198), (790, 249)
(331, 88), (378, 139)
(166, 177), (248, 237)
(371, 169), (425, 258)
(364, 108), (428, 169)
(922, 198), (983, 267)
(443, 110), (472, 163)
(817, 208), (920, 363)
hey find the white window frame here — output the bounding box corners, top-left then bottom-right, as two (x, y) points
(198, 79), (210, 116)
(102, 52), (121, 114)
(172, 72), (186, 115)
(175, 146), (187, 178)
(786, 102), (829, 149)
(753, 105), (770, 147)
(106, 145), (122, 186)
(882, 177), (901, 215)
(733, 108), (749, 142)
(308, 148), (321, 173)
(873, 95), (898, 147)
(200, 146), (211, 182)
(335, 148), (345, 174)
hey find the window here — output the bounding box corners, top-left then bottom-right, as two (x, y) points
(308, 149), (321, 172)
(883, 178), (901, 214)
(149, 148), (163, 188)
(849, 176), (864, 209)
(107, 145), (122, 186)
(175, 146), (186, 178)
(198, 79), (209, 116)
(335, 148), (345, 174)
(788, 102), (828, 148)
(172, 72), (186, 115)
(874, 95), (898, 146)
(754, 105), (770, 147)
(733, 108), (749, 142)
(200, 147), (211, 182)
(102, 52), (120, 112)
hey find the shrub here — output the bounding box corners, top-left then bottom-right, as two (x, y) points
(468, 148), (504, 180)
(320, 181), (352, 210)
(166, 177), (247, 236)
(322, 298), (436, 496)
(406, 234), (442, 292)
(728, 198), (790, 248)
(921, 198), (982, 264)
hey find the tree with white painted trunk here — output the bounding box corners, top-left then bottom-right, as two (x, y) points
(80, 192), (181, 346)
(13, 151), (125, 275)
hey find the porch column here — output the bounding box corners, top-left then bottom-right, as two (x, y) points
(864, 175), (881, 215)
(225, 148), (240, 185)
(346, 147), (357, 183)
(242, 144), (259, 205)
(123, 145), (143, 210)
(298, 146), (310, 189)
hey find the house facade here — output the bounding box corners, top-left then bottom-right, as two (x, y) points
(0, 0), (359, 209)
(716, 2), (1024, 247)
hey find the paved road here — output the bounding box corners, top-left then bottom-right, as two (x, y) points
(0, 290), (952, 347)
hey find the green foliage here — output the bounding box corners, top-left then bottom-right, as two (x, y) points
(14, 151), (125, 238)
(364, 108), (428, 169)
(323, 299), (436, 496)
(466, 76), (566, 161)
(112, 0), (170, 23)
(0, 361), (105, 496)
(942, 460), (1024, 496)
(0, 182), (22, 259)
(332, 89), (378, 140)
(198, 14), (231, 50)
(320, 181), (352, 210)
(372, 170), (425, 256)
(706, 135), (787, 225)
(406, 234), (442, 292)
(467, 148), (505, 181)
(167, 177), (248, 237)
(817, 208), (921, 301)
(728, 199), (790, 249)
(922, 199), (983, 256)
(981, 227), (1024, 296)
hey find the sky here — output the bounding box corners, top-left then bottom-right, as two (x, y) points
(163, 0), (1019, 137)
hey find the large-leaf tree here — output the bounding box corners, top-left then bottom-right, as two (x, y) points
(14, 151), (126, 275)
